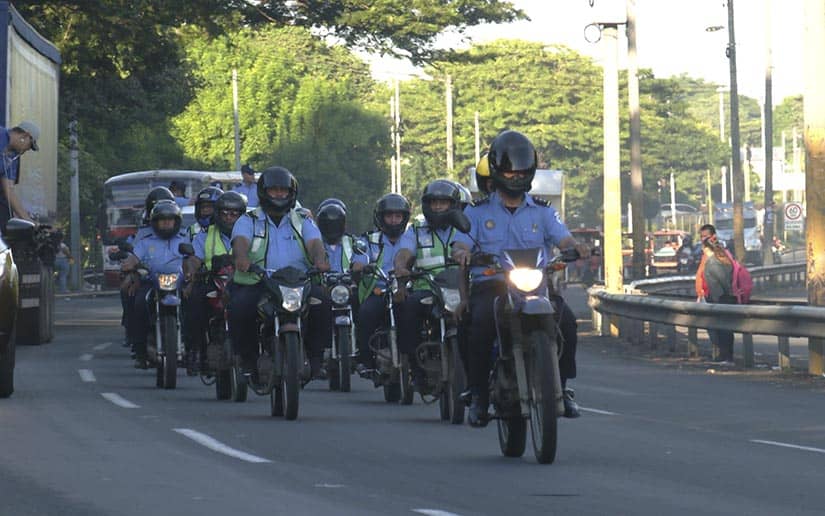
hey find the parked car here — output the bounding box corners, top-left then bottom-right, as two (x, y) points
(0, 219), (34, 398)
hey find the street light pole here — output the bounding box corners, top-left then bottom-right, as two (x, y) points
(627, 0), (646, 281)
(763, 0), (775, 265)
(602, 23), (623, 296)
(726, 0), (746, 262)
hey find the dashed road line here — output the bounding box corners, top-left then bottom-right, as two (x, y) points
(750, 439), (825, 455)
(412, 510), (463, 516)
(79, 353), (94, 361)
(173, 428), (271, 463)
(101, 392), (140, 409)
(78, 369), (96, 382)
(93, 342), (112, 351)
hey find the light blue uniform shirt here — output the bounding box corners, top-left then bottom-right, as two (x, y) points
(174, 196), (189, 208)
(193, 230), (231, 261)
(362, 227), (416, 286)
(325, 240), (368, 273)
(131, 231), (188, 275)
(232, 182), (259, 208)
(454, 192), (572, 283)
(231, 210), (321, 271)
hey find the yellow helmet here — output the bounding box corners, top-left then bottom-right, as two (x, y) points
(475, 152), (492, 194)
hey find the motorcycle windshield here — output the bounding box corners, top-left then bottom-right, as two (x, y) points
(501, 248), (545, 271)
(433, 266), (461, 289)
(267, 266), (308, 287)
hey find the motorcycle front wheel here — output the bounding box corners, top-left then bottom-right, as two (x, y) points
(445, 337), (466, 424)
(497, 417), (527, 458)
(337, 327), (352, 393)
(230, 362), (248, 402)
(527, 329), (559, 464)
(160, 313), (178, 389)
(283, 332), (301, 420)
(400, 354), (414, 405)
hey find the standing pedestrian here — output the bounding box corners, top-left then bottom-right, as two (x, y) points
(54, 231), (73, 293)
(700, 238), (736, 362)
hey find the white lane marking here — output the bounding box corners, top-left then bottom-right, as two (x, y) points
(79, 353), (94, 361)
(579, 407), (618, 416)
(750, 439), (825, 455)
(101, 392), (140, 409)
(93, 342), (112, 351)
(78, 369), (96, 382)
(412, 510), (463, 516)
(173, 428), (271, 463)
(314, 483), (345, 488)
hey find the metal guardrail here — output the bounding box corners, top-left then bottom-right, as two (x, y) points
(589, 261), (825, 374)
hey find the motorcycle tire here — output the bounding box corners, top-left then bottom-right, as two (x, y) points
(447, 338), (466, 424)
(497, 417), (527, 458)
(400, 354), (414, 405)
(215, 369), (231, 400)
(527, 330), (559, 464)
(271, 383), (284, 417)
(0, 331), (16, 398)
(383, 382), (401, 403)
(284, 332), (301, 420)
(161, 313), (177, 390)
(328, 362), (340, 391)
(337, 327), (352, 393)
(230, 364), (248, 402)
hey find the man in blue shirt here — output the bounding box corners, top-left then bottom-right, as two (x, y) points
(169, 181), (189, 208)
(452, 130), (589, 426)
(232, 163), (259, 208)
(304, 198), (367, 378)
(229, 166), (329, 376)
(121, 200), (188, 368)
(183, 191), (246, 373)
(354, 193), (416, 373)
(0, 121), (39, 230)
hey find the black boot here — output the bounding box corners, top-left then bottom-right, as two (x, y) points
(468, 393), (489, 428)
(563, 388), (581, 418)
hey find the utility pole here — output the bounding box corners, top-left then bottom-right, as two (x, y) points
(474, 111), (480, 165)
(602, 23), (623, 295)
(394, 79), (402, 194)
(726, 0), (746, 262)
(445, 74), (454, 174)
(389, 94), (396, 193)
(232, 69), (241, 171)
(803, 0), (825, 374)
(69, 119), (80, 291)
(627, 0), (645, 280)
(763, 0), (775, 265)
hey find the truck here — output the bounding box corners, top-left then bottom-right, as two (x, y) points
(713, 201), (763, 266)
(0, 1), (60, 345)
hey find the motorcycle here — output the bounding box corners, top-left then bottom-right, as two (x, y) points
(403, 266), (466, 424)
(239, 264), (313, 420)
(471, 246), (581, 464)
(356, 261), (413, 405)
(110, 243), (187, 390)
(320, 271), (356, 392)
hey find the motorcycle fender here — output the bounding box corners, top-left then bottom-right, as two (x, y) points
(444, 327), (458, 339)
(279, 322), (300, 334)
(160, 294), (181, 306)
(522, 296), (554, 315)
(334, 315), (351, 326)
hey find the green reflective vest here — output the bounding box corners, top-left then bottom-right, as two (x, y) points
(412, 218), (453, 290)
(188, 222), (204, 242)
(203, 225), (230, 271)
(357, 231), (384, 303)
(233, 207), (309, 285)
(330, 234), (354, 272)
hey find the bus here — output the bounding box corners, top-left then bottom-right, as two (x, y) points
(100, 170), (243, 288)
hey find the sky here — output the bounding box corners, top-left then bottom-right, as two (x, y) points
(368, 0), (804, 103)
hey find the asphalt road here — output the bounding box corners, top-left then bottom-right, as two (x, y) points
(2, 294), (824, 516)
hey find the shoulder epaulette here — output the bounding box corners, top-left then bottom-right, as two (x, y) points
(294, 207), (311, 219)
(532, 197), (550, 207)
(473, 196), (490, 206)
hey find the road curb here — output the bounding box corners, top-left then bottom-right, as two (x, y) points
(56, 289), (120, 299)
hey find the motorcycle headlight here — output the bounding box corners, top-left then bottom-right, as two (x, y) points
(508, 268), (543, 293)
(330, 284), (350, 305)
(157, 273), (179, 291)
(279, 285), (304, 312)
(442, 288), (460, 313)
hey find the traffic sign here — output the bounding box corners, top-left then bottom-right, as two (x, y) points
(784, 202), (804, 231)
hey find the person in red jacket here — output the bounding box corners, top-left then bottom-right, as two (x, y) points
(695, 224), (718, 300)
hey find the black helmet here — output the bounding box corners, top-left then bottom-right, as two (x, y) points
(316, 200), (348, 244)
(194, 186), (223, 226)
(144, 186), (175, 223)
(257, 166), (298, 217)
(150, 200), (182, 240)
(453, 181), (473, 209)
(214, 191), (247, 237)
(374, 193), (411, 238)
(421, 180), (460, 230)
(317, 198), (347, 213)
(488, 130), (538, 196)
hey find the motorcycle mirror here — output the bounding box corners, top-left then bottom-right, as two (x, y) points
(178, 243), (195, 256)
(118, 241), (134, 253)
(352, 238), (368, 256)
(211, 254), (233, 271)
(446, 210), (471, 234)
(108, 250), (129, 261)
(3, 218), (36, 245)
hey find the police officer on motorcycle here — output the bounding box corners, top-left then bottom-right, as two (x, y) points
(121, 200), (188, 369)
(188, 186), (223, 240)
(228, 166), (329, 378)
(183, 191), (246, 372)
(355, 193), (416, 374)
(452, 130), (589, 426)
(393, 180), (464, 388)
